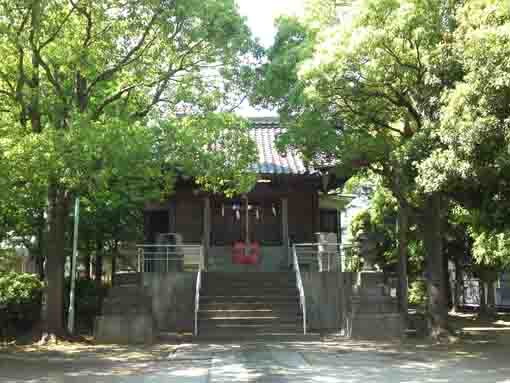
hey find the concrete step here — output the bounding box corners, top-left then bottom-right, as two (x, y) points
(202, 287), (298, 296)
(200, 295), (299, 304)
(199, 320), (302, 330)
(194, 331), (317, 341)
(199, 309), (301, 320)
(102, 305), (152, 315)
(203, 272), (296, 281)
(202, 280), (297, 286)
(107, 286), (150, 298)
(197, 272), (301, 339)
(199, 302), (299, 311)
(103, 296), (152, 306)
(113, 272), (141, 286)
(199, 318), (301, 327)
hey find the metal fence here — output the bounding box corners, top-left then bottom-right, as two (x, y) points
(458, 278), (510, 308)
(137, 244), (204, 272)
(293, 243), (342, 272)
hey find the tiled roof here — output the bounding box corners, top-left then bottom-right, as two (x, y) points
(248, 118), (311, 175)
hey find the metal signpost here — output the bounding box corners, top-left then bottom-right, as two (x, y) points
(67, 197), (80, 334)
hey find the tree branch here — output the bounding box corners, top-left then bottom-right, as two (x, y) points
(91, 84), (138, 120)
(33, 48), (66, 100)
(39, 1), (78, 49)
(71, 0), (93, 48)
(87, 12), (160, 94)
(380, 42), (420, 72)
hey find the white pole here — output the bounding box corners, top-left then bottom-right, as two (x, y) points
(67, 197), (80, 334)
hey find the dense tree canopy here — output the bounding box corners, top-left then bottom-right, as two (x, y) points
(0, 0), (259, 336)
(252, 0), (464, 338)
(250, 0), (510, 337)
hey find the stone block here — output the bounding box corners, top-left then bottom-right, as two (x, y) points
(356, 271), (385, 289)
(347, 271), (403, 339)
(95, 313), (155, 344)
(348, 313), (403, 339)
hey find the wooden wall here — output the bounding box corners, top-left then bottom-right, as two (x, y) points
(144, 177), (320, 246)
(288, 190), (318, 244)
(174, 195), (203, 243)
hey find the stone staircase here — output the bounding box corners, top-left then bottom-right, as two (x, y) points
(197, 272), (305, 339)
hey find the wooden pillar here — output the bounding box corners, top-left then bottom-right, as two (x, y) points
(143, 211), (151, 243)
(281, 198), (289, 265)
(313, 192), (320, 236)
(203, 197), (211, 270)
(168, 200), (176, 234)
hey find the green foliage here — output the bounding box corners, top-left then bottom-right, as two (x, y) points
(0, 272), (43, 306)
(408, 279), (427, 307)
(0, 250), (19, 273)
(342, 245), (362, 272)
(250, 16), (315, 115)
(471, 231), (510, 269)
(0, 272), (43, 333)
(250, 0), (462, 208)
(64, 278), (108, 331)
(0, 0), (260, 331)
(416, 1), (510, 269)
(350, 209), (372, 239)
(348, 182), (400, 266)
(0, 0), (259, 232)
(159, 113), (258, 197)
(0, 0), (259, 255)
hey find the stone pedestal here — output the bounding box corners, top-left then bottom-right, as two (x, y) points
(94, 285), (156, 344)
(95, 313), (155, 344)
(347, 271), (403, 339)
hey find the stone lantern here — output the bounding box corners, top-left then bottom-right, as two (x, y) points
(354, 229), (378, 271)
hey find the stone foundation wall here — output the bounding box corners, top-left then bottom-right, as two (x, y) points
(95, 271), (402, 343)
(301, 271), (353, 332)
(345, 272), (403, 339)
(142, 272), (197, 333)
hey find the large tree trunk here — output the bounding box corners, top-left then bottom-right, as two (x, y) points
(95, 240), (103, 284)
(397, 201), (409, 324)
(478, 279), (487, 315)
(444, 248), (452, 309)
(44, 183), (68, 336)
(83, 253), (91, 280)
(486, 279), (496, 316)
(111, 249), (117, 286)
(35, 209), (45, 280)
(421, 193), (450, 339)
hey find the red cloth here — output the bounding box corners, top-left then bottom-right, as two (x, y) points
(232, 241), (259, 264)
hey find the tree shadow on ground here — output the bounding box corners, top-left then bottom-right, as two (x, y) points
(2, 313), (510, 382)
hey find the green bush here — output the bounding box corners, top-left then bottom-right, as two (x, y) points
(0, 250), (20, 273)
(0, 272), (43, 334)
(65, 278), (109, 332)
(0, 272), (43, 306)
(408, 279), (427, 307)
